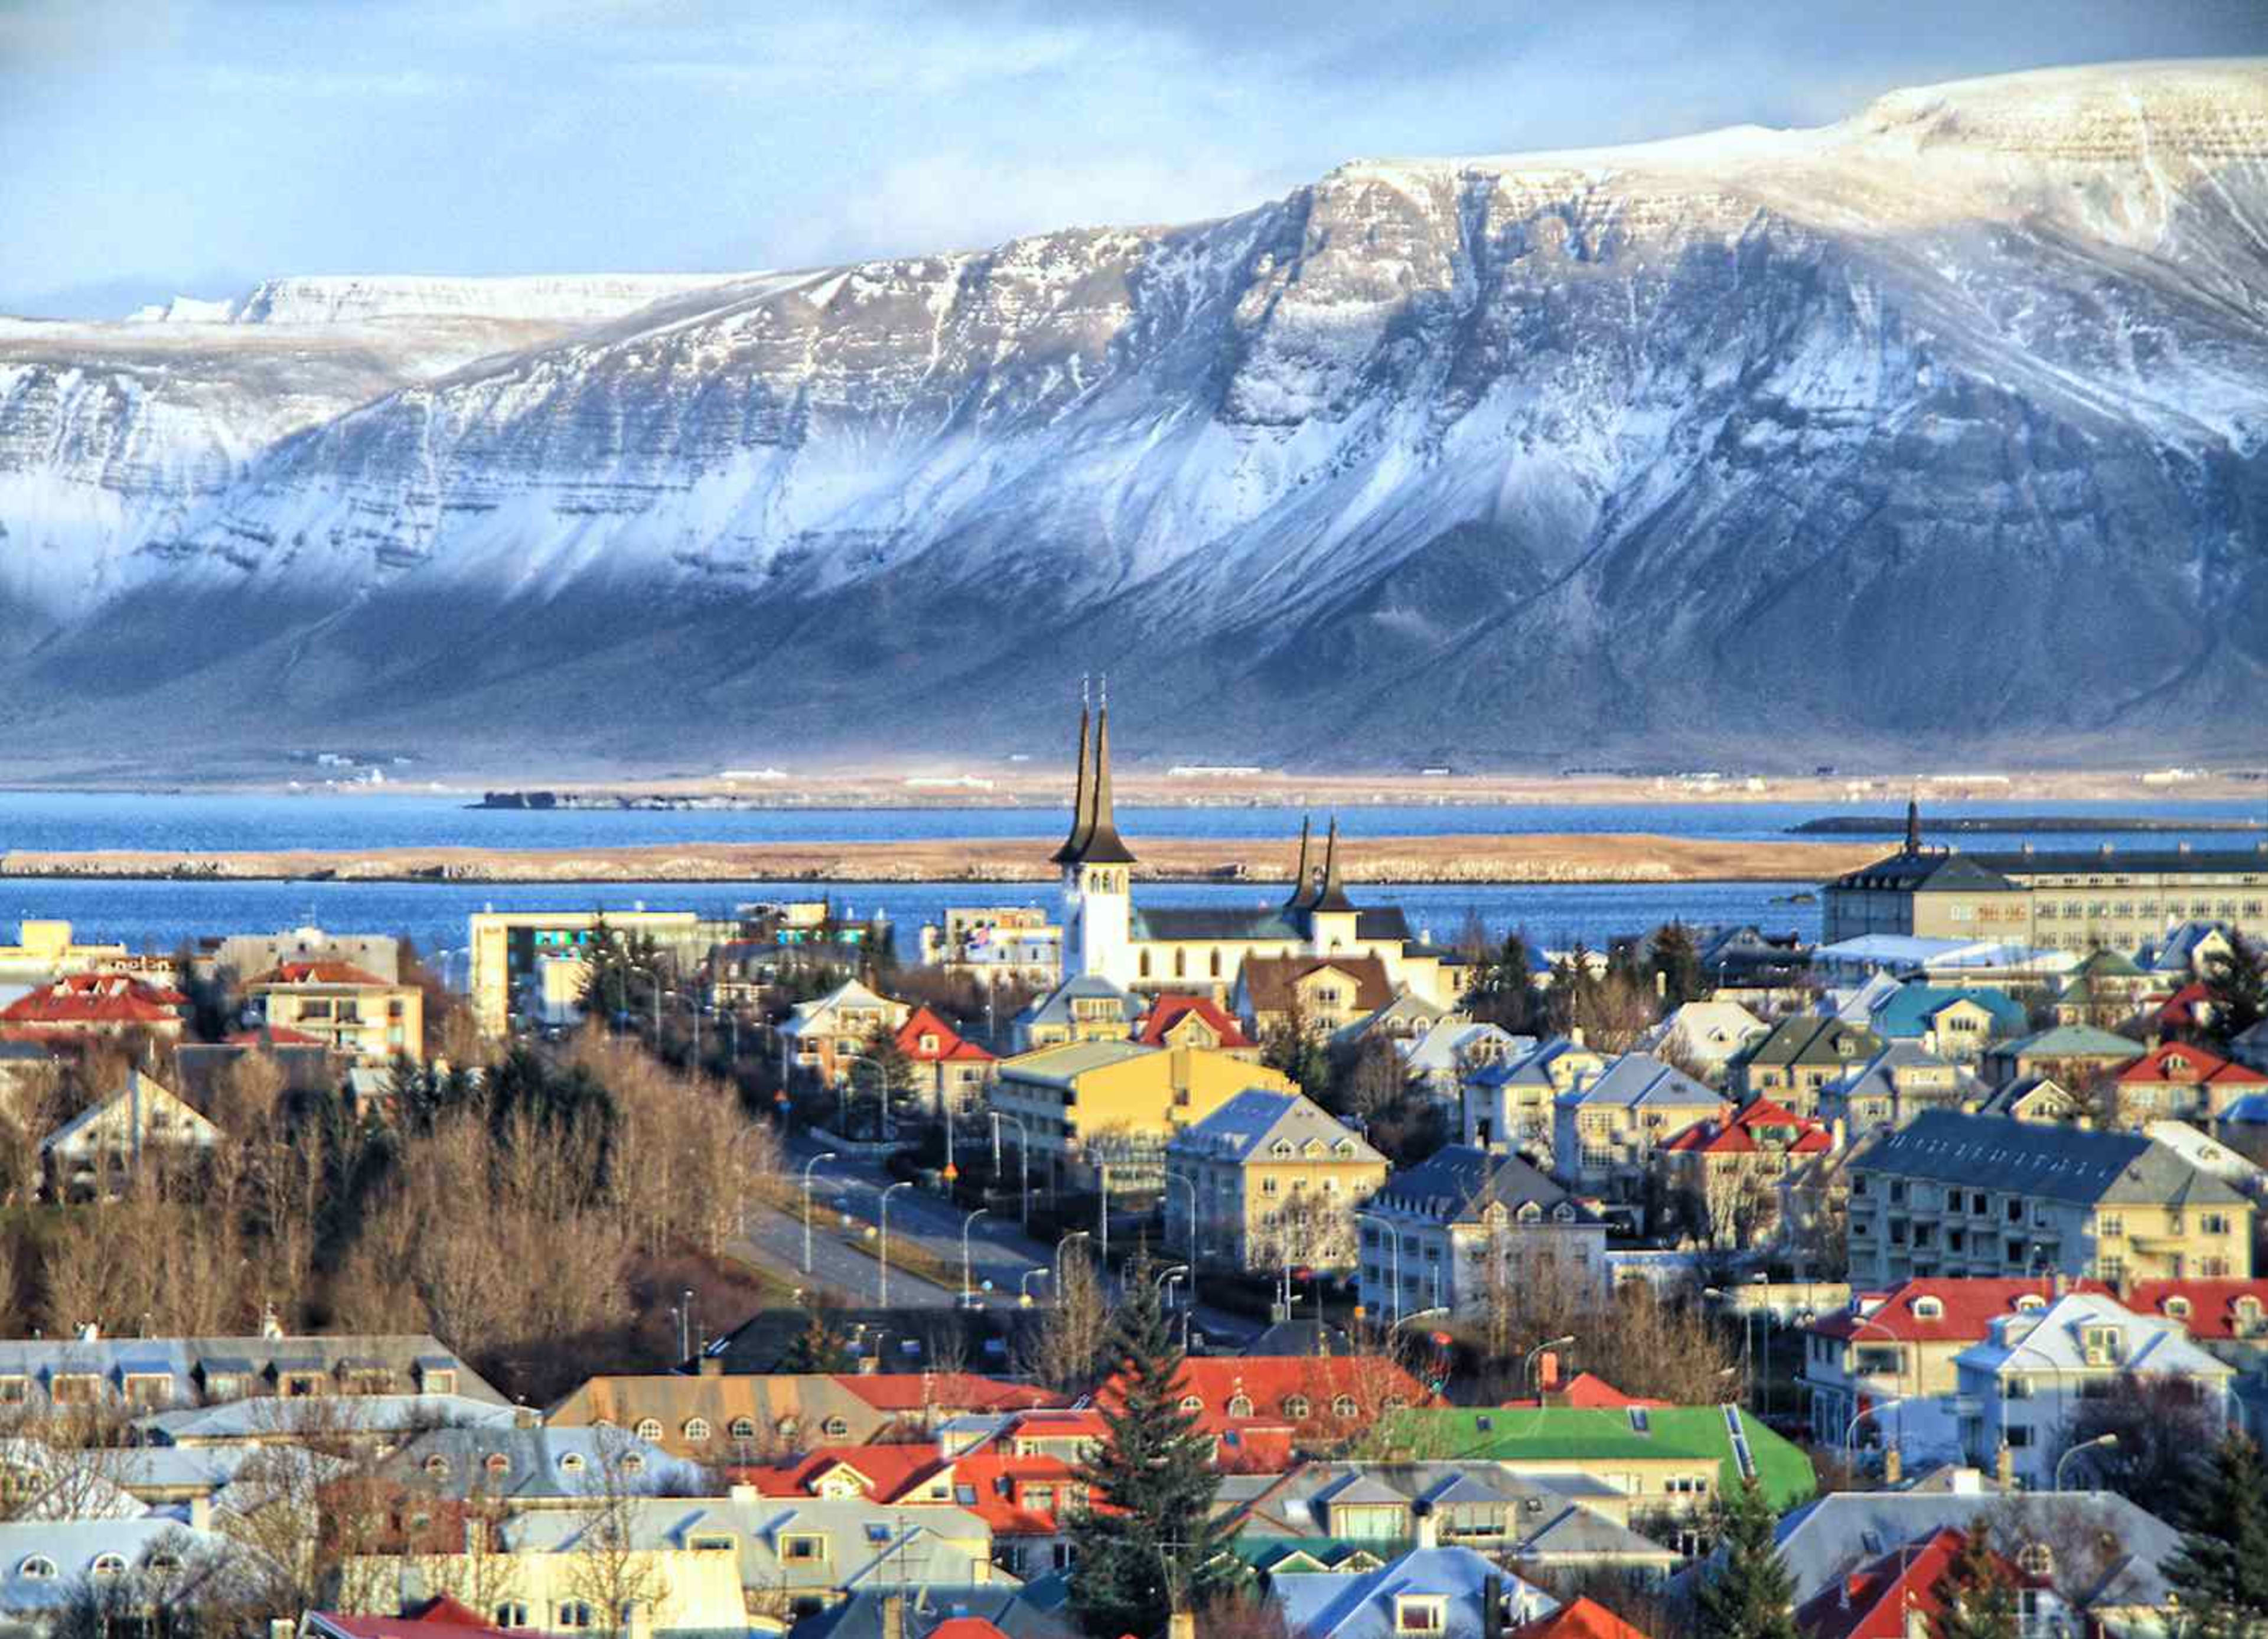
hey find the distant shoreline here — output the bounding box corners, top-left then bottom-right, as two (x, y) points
(0, 832), (1880, 888)
(1792, 814), (2268, 835)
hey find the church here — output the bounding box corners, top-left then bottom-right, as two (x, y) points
(1050, 690), (1467, 1011)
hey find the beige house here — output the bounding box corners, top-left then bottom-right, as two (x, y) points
(1234, 954), (1395, 1039)
(1549, 1053), (1726, 1201)
(1846, 1109), (2254, 1286)
(1726, 1015), (1884, 1116)
(466, 908), (729, 1037)
(246, 960), (423, 1064)
(992, 1041), (1295, 1192)
(40, 1070), (221, 1198)
(777, 980), (910, 1089)
(1165, 1090), (1387, 1274)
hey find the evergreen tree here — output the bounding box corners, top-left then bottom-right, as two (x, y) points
(2165, 1432), (2268, 1638)
(1931, 1524), (2018, 1639)
(1650, 921), (1708, 1009)
(1694, 1475), (1798, 1639)
(779, 1307), (853, 1373)
(2200, 934), (2267, 1050)
(1068, 1254), (1240, 1638)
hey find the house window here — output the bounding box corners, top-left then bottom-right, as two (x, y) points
(684, 1418), (712, 1442)
(50, 1375), (99, 1406)
(1283, 1395), (1311, 1419)
(1394, 1596), (1448, 1634)
(635, 1419), (664, 1441)
(1179, 1396), (1204, 1413)
(423, 1456), (451, 1478)
(1227, 1395), (1253, 1419)
(1332, 1394), (1359, 1418)
(729, 1418), (757, 1441)
(822, 1416), (850, 1438)
(2016, 1543), (2054, 1579)
(559, 1453), (586, 1475)
(483, 1454), (509, 1477)
(494, 1606), (530, 1628)
(16, 1556), (56, 1582)
(89, 1555), (125, 1579)
(782, 1533), (829, 1562)
(555, 1604), (596, 1630)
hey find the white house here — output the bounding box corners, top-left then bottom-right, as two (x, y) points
(40, 1070), (221, 1198)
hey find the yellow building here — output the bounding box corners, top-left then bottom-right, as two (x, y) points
(1165, 1089), (1387, 1273)
(0, 920), (131, 988)
(992, 1040), (1293, 1192)
(246, 961), (423, 1064)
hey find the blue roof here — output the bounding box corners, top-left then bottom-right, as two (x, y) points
(2223, 1093), (2268, 1125)
(1870, 985), (2028, 1041)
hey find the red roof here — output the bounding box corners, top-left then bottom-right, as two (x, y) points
(928, 1623), (1011, 1639)
(894, 1006), (996, 1064)
(1501, 1371), (1666, 1410)
(1663, 1097), (1833, 1156)
(2125, 1278), (2268, 1340)
(832, 1373), (1058, 1414)
(2117, 1041), (2267, 1088)
(1099, 1355), (1436, 1452)
(226, 1024), (328, 1048)
(2154, 982), (2222, 1031)
(1809, 1278), (2100, 1345)
(1510, 1596), (1657, 1639)
(928, 1450), (1092, 1534)
(1138, 994), (1253, 1050)
(0, 972), (184, 1026)
(731, 1444), (946, 1499)
(309, 1597), (514, 1639)
(252, 960), (393, 988)
(1797, 1527), (2036, 1639)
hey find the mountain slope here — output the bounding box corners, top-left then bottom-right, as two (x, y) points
(5, 60), (2268, 773)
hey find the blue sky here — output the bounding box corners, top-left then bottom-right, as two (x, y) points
(4, 0), (2265, 317)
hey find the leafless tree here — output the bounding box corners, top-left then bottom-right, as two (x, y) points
(565, 1427), (667, 1639)
(1018, 1244), (1111, 1393)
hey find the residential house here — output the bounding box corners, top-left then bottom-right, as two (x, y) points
(1697, 926), (1813, 989)
(39, 1070), (221, 1198)
(245, 960), (423, 1064)
(1330, 990), (1451, 1054)
(1164, 1090), (1387, 1275)
(0, 972), (185, 1042)
(1659, 1099), (1836, 1249)
(0, 1519), (239, 1633)
(1512, 1599), (1663, 1639)
(2049, 950), (2154, 1028)
(1817, 1043), (1977, 1142)
(302, 1597), (517, 1639)
(1464, 1037), (1605, 1164)
(2135, 920), (2235, 980)
(2111, 1042), (2266, 1128)
(1136, 993), (1259, 1058)
(1098, 1355), (1438, 1470)
(0, 1332), (496, 1419)
(990, 1040), (1293, 1194)
(778, 979), (913, 1089)
(1641, 1001), (1764, 1082)
(0, 920), (133, 989)
(1975, 1076), (2085, 1125)
(1727, 1016), (1884, 1115)
(1270, 1536), (1558, 1639)
(893, 1006), (996, 1120)
(1403, 1022), (1526, 1104)
(918, 905), (1064, 993)
(1953, 1291), (2236, 1490)
(1978, 1026), (2145, 1091)
(1844, 1109), (2255, 1286)
(1007, 974), (1142, 1052)
(1868, 986), (2029, 1064)
(1549, 1054), (1725, 1203)
(1235, 953), (1396, 1040)
(1794, 1526), (2061, 1639)
(1373, 1405), (1816, 1516)
(1356, 1146), (1607, 1327)
(1772, 1483), (2188, 1638)
(545, 1371), (1055, 1460)
(379, 1423), (705, 1505)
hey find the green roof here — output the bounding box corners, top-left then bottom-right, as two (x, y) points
(1999, 1024), (2145, 1061)
(1371, 1406), (1816, 1511)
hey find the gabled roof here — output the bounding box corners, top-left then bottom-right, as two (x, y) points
(894, 1006), (996, 1064)
(41, 1070), (221, 1156)
(783, 979), (902, 1032)
(1376, 1406), (1815, 1511)
(1992, 1023), (2146, 1063)
(1662, 1099), (1833, 1157)
(1372, 1145), (1598, 1227)
(1014, 975), (1142, 1031)
(1511, 1596), (1658, 1639)
(1829, 849), (2020, 895)
(1808, 1278), (2102, 1345)
(249, 960), (393, 988)
(1168, 1089), (1384, 1168)
(308, 1597), (517, 1639)
(1138, 993), (1252, 1050)
(1, 972), (184, 1025)
(1272, 1546), (1557, 1639)
(1953, 1292), (2236, 1380)
(1869, 985), (2028, 1041)
(2119, 1041), (2265, 1088)
(1847, 1109), (2244, 1208)
(1239, 954), (1394, 1017)
(1795, 1527), (2031, 1639)
(833, 1373), (1058, 1415)
(1555, 1053), (1720, 1110)
(1733, 1015), (1883, 1070)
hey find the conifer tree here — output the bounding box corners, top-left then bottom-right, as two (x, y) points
(779, 1306), (852, 1373)
(1649, 921), (1708, 1009)
(1932, 1524), (2018, 1639)
(1694, 1474), (1798, 1639)
(1068, 1253), (1239, 1638)
(2165, 1432), (2268, 1638)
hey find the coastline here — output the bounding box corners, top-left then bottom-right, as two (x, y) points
(0, 832), (1878, 887)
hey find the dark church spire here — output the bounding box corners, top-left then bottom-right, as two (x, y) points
(1285, 816), (1315, 912)
(1311, 816), (1355, 913)
(1905, 797), (1922, 855)
(1050, 677), (1093, 866)
(1063, 675), (1137, 868)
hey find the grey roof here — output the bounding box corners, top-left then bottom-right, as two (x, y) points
(1773, 1489), (2184, 1611)
(1980, 849), (2268, 877)
(1226, 1462), (1661, 1568)
(1733, 1015), (1884, 1070)
(135, 1392), (516, 1444)
(1830, 850), (2021, 894)
(1470, 1037), (1593, 1090)
(1371, 1145), (1599, 1227)
(1553, 1053), (1718, 1110)
(1000, 1038), (1153, 1085)
(1847, 1109), (2246, 1208)
(1168, 1090), (1384, 1167)
(1273, 1547), (1556, 1639)
(0, 1333), (497, 1410)
(800, 1585), (1082, 1639)
(0, 1519), (237, 1614)
(1015, 974), (1143, 1030)
(381, 1424), (703, 1500)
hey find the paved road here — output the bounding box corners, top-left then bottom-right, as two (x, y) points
(762, 1135), (1260, 1347)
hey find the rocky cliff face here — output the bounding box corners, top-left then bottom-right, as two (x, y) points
(4, 60), (2267, 772)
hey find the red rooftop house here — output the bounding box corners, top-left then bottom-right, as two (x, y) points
(1661, 1097), (1836, 1249)
(1511, 1596), (1658, 1639)
(1137, 994), (1257, 1058)
(832, 1371), (1061, 1435)
(1794, 1526), (2052, 1639)
(0, 972), (186, 1042)
(1096, 1354), (1437, 1469)
(893, 1006), (998, 1120)
(302, 1597), (515, 1639)
(2113, 1041), (2267, 1126)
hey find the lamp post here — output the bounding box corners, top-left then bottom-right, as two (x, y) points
(1839, 1309), (1914, 1456)
(1355, 1212), (1402, 1331)
(647, 970), (663, 1041)
(1389, 1305), (1450, 1358)
(800, 1151), (839, 1274)
(1055, 1229), (1092, 1298)
(1706, 1287), (1766, 1411)
(2055, 1432), (2119, 1491)
(878, 1181), (913, 1306)
(1524, 1334), (1577, 1399)
(1158, 1265), (1191, 1352)
(960, 1207), (990, 1308)
(1019, 1266), (1050, 1308)
(1846, 1397), (1905, 1474)
(1164, 1172), (1200, 1303)
(990, 1111), (1032, 1228)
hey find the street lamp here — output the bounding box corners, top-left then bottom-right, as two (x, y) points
(1389, 1305), (1450, 1356)
(1846, 1397), (1905, 1474)
(1019, 1266), (1050, 1308)
(1164, 1172), (1200, 1301)
(990, 1112), (1032, 1229)
(1837, 1309), (1913, 1456)
(1157, 1265), (1191, 1353)
(1706, 1287), (1766, 1411)
(800, 1151), (839, 1273)
(1055, 1229), (1092, 1296)
(2055, 1432), (2119, 1491)
(647, 970), (664, 1040)
(1524, 1334), (1576, 1399)
(878, 1181), (913, 1306)
(960, 1207), (991, 1308)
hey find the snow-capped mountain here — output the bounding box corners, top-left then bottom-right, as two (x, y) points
(5, 60), (2267, 771)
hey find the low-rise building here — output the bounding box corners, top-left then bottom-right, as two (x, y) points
(1846, 1109), (2254, 1286)
(40, 1069), (221, 1198)
(2111, 1042), (2267, 1128)
(1271, 1540), (1557, 1639)
(1817, 1042), (1977, 1142)
(1727, 1016), (1884, 1115)
(1660, 1099), (1836, 1249)
(1008, 973), (1143, 1051)
(1868, 985), (2029, 1063)
(245, 960), (423, 1064)
(1793, 1524), (2063, 1639)
(1465, 1037), (1604, 1163)
(1954, 1291), (2236, 1490)
(545, 1371), (1056, 1460)
(992, 1040), (1292, 1193)
(1165, 1090), (1387, 1274)
(1355, 1145), (1607, 1326)
(0, 972), (185, 1042)
(1549, 1054), (1724, 1201)
(0, 1331), (496, 1418)
(1136, 992), (1258, 1058)
(919, 905), (1063, 992)
(778, 979), (911, 1089)
(1641, 1001), (1765, 1081)
(2049, 949), (2154, 1028)
(1235, 953), (1396, 1039)
(1978, 1025), (2145, 1090)
(892, 1005), (996, 1119)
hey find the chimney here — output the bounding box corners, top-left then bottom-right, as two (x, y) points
(1568, 1027), (1586, 1048)
(1537, 1352), (1562, 1393)
(1883, 1444), (1902, 1487)
(698, 1357), (722, 1378)
(880, 1594), (907, 1639)
(1413, 1506), (1438, 1552)
(728, 1482), (757, 1504)
(513, 1404), (537, 1429)
(1484, 1574), (1506, 1639)
(2052, 1270), (2069, 1298)
(1995, 1441), (2014, 1488)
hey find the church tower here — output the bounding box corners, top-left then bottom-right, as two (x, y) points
(1307, 817), (1359, 954)
(1058, 680), (1138, 988)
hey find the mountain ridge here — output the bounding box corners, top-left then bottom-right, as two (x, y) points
(4, 58), (2267, 775)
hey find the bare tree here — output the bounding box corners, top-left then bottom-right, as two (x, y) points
(565, 1428), (667, 1639)
(1018, 1246), (1111, 1393)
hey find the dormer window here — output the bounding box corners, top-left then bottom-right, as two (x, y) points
(423, 1455), (451, 1479)
(2165, 1298), (2192, 1320)
(483, 1454), (509, 1477)
(1283, 1394), (1311, 1419)
(1912, 1297), (1943, 1320)
(1179, 1396), (1203, 1413)
(1226, 1394), (1253, 1419)
(635, 1419), (664, 1441)
(1395, 1595), (1448, 1634)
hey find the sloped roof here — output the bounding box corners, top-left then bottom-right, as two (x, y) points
(1847, 1109), (2243, 1207)
(1807, 1278), (2101, 1345)
(1795, 1527), (2031, 1639)
(1869, 985), (2028, 1041)
(1954, 1292), (2236, 1380)
(1993, 1024), (2146, 1063)
(1511, 1596), (1659, 1639)
(249, 960), (392, 988)
(895, 1006), (996, 1064)
(2, 972), (184, 1025)
(1372, 1145), (1598, 1227)
(1138, 993), (1252, 1049)
(2120, 1041), (2265, 1088)
(1015, 974), (1143, 1030)
(1734, 1015), (1883, 1070)
(1662, 1099), (1833, 1156)
(1376, 1406), (1815, 1511)
(1555, 1053), (1720, 1110)
(1169, 1089), (1384, 1167)
(833, 1373), (1057, 1415)
(1239, 954), (1394, 1017)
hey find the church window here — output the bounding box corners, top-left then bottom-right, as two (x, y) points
(1139, 950), (1152, 979)
(1210, 950), (1222, 978)
(1175, 950), (1187, 979)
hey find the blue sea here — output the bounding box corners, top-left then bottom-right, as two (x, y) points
(0, 791), (2257, 968)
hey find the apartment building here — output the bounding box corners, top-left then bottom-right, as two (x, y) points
(990, 1040), (1292, 1192)
(1164, 1090), (1387, 1274)
(1549, 1054), (1724, 1201)
(1845, 1110), (2254, 1288)
(246, 960), (423, 1063)
(1355, 1145), (1606, 1326)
